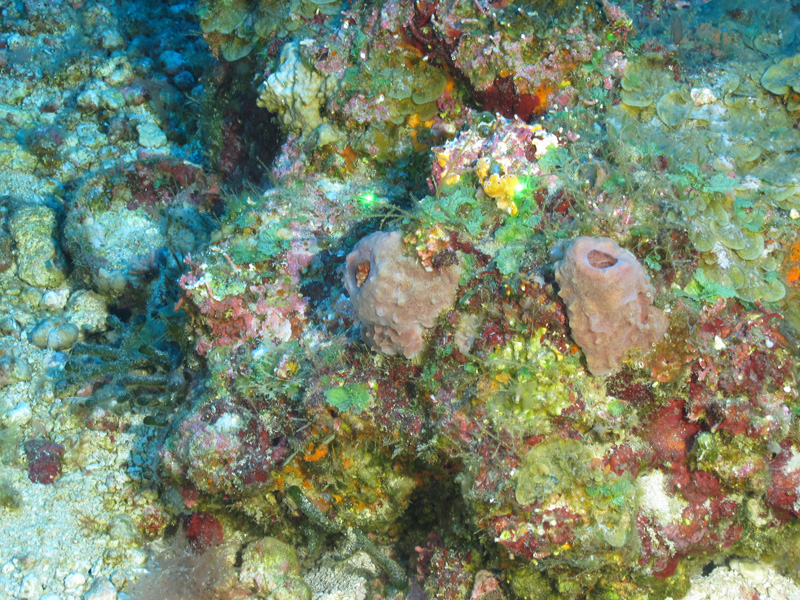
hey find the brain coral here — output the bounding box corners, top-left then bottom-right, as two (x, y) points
(553, 236), (668, 376)
(344, 231), (461, 358)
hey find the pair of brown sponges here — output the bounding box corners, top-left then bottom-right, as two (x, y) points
(344, 231), (666, 375)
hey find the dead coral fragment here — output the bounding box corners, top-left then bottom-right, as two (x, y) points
(344, 231), (461, 358)
(554, 236), (668, 376)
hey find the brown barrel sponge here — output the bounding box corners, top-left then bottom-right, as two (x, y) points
(344, 231), (461, 358)
(553, 236), (668, 376)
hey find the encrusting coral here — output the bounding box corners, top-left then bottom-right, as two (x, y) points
(553, 236), (668, 375)
(344, 231), (461, 358)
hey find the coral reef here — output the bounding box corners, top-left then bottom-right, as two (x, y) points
(344, 230), (461, 358)
(3, 1), (800, 600)
(554, 236), (669, 375)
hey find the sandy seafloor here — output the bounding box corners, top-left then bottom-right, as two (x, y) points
(0, 0), (799, 599)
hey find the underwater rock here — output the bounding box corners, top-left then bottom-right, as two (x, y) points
(95, 27), (125, 51)
(136, 122), (168, 148)
(0, 358), (33, 390)
(76, 88), (103, 112)
(82, 578), (117, 600)
(9, 201), (68, 289)
(23, 0), (72, 33)
(24, 438), (65, 484)
(469, 570), (506, 600)
(24, 125), (64, 158)
(63, 159), (220, 305)
(161, 398), (290, 496)
(239, 536), (311, 599)
(344, 231), (461, 359)
(554, 236), (668, 376)
(65, 289), (109, 334)
(158, 50), (188, 76)
(29, 315), (80, 350)
(39, 288), (70, 311)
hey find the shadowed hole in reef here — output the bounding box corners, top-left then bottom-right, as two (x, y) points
(396, 472), (483, 575)
(202, 57), (283, 189)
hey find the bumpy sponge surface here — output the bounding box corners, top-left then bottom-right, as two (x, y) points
(344, 231), (461, 358)
(554, 236), (668, 376)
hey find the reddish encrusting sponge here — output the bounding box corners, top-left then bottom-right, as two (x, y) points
(24, 438), (65, 484)
(183, 512), (224, 553)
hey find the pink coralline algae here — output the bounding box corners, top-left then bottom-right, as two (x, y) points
(24, 438), (65, 484)
(345, 231), (461, 358)
(554, 236), (668, 375)
(179, 261), (307, 356)
(767, 441), (800, 520)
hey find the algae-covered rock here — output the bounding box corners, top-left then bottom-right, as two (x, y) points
(198, 0), (249, 35)
(508, 564), (554, 600)
(65, 289), (109, 334)
(620, 53), (674, 109)
(515, 438), (593, 505)
(656, 88), (692, 127)
(220, 34), (254, 62)
(411, 66), (448, 105)
(239, 537), (312, 599)
(257, 41), (335, 140)
(9, 201), (68, 289)
(63, 159), (220, 305)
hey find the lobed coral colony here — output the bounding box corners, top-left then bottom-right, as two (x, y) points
(9, 0), (800, 599)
